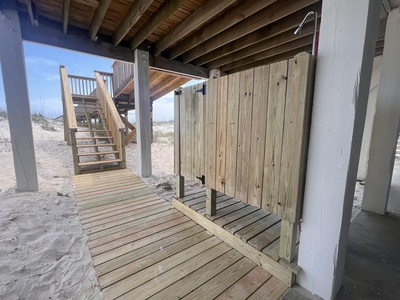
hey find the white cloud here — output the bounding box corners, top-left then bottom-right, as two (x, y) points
(25, 57), (58, 67)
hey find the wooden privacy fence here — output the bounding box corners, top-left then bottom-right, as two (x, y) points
(175, 52), (315, 262)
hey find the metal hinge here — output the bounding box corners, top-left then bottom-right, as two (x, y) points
(196, 175), (205, 185)
(196, 84), (206, 95)
(174, 89), (182, 95)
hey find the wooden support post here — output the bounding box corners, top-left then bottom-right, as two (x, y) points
(0, 0), (38, 191)
(70, 129), (79, 175)
(362, 7), (400, 215)
(297, 1), (381, 299)
(134, 49), (152, 177)
(206, 188), (217, 216)
(279, 220), (297, 263)
(174, 87), (185, 199)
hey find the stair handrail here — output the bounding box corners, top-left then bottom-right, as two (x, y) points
(94, 72), (126, 168)
(60, 66), (77, 140)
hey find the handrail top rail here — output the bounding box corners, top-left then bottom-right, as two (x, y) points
(68, 74), (96, 81)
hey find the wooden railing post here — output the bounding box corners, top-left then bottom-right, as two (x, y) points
(174, 87), (184, 198)
(279, 219), (297, 263)
(70, 128), (79, 175)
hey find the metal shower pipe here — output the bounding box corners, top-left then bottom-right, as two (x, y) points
(294, 11), (318, 56)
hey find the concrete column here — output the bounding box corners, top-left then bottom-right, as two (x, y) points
(357, 56), (382, 181)
(297, 1), (381, 299)
(134, 49), (152, 177)
(362, 8), (400, 215)
(0, 0), (38, 191)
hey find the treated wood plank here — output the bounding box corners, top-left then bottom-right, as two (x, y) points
(197, 82), (206, 179)
(247, 276), (288, 300)
(247, 65), (269, 208)
(214, 266), (273, 300)
(262, 60), (288, 215)
(215, 205), (259, 227)
(74, 181), (148, 199)
(225, 209), (269, 234)
(190, 194), (231, 211)
(89, 215), (190, 256)
(216, 76), (228, 192)
(225, 72), (241, 196)
(206, 78), (218, 190)
(204, 202), (247, 221)
(248, 222), (281, 251)
(93, 220), (197, 266)
(185, 85), (193, 179)
(103, 237), (224, 299)
(180, 84), (187, 177)
(182, 257), (256, 299)
(235, 69), (254, 202)
(149, 249), (243, 300)
(118, 242), (232, 300)
(179, 189), (206, 203)
(235, 214), (281, 242)
(75, 185), (150, 203)
(263, 237), (281, 261)
(98, 230), (212, 288)
(174, 87), (181, 176)
(184, 192), (225, 207)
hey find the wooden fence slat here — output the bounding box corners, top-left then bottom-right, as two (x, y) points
(279, 53), (314, 222)
(185, 86), (193, 179)
(206, 78), (218, 190)
(199, 83), (206, 179)
(262, 60), (288, 215)
(235, 69), (254, 203)
(174, 89), (181, 175)
(216, 76), (228, 193)
(191, 85), (198, 180)
(247, 65), (270, 208)
(180, 87), (186, 177)
(225, 73), (241, 196)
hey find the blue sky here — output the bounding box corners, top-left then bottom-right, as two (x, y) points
(0, 42), (200, 121)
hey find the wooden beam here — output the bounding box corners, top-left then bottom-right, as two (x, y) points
(19, 13), (209, 78)
(150, 75), (182, 96)
(182, 0), (319, 63)
(26, 0), (38, 26)
(113, 0), (153, 46)
(208, 21), (316, 70)
(151, 78), (190, 101)
(193, 4), (320, 66)
(130, 0), (187, 50)
(62, 0), (71, 34)
(0, 0), (39, 191)
(168, 0), (277, 59)
(153, 0), (238, 56)
(89, 0), (112, 41)
(221, 35), (313, 72)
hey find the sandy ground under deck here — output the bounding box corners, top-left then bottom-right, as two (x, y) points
(0, 116), (366, 299)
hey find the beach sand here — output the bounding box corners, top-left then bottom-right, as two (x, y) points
(0, 116), (363, 299)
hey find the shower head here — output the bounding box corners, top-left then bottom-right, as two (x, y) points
(294, 11), (318, 56)
(294, 27), (302, 35)
(294, 11), (315, 35)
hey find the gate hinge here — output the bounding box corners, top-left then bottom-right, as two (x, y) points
(196, 175), (205, 185)
(174, 89), (182, 95)
(196, 84), (206, 95)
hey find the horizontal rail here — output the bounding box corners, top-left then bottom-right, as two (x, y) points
(68, 74), (97, 97)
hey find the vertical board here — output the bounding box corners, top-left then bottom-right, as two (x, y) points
(216, 76), (228, 192)
(191, 85), (198, 180)
(199, 83), (206, 179)
(262, 60), (288, 215)
(279, 53), (314, 222)
(185, 86), (193, 178)
(206, 78), (218, 190)
(235, 69), (254, 202)
(179, 86), (186, 177)
(247, 66), (270, 208)
(174, 89), (181, 175)
(224, 73), (241, 196)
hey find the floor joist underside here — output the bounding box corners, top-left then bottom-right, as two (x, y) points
(72, 169), (288, 300)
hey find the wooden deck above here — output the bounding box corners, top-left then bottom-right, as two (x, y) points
(72, 169), (289, 299)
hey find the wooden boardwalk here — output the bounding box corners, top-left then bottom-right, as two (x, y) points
(72, 169), (288, 300)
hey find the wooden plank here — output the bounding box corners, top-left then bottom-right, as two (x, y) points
(206, 187), (217, 216)
(180, 84), (186, 177)
(235, 214), (281, 242)
(247, 276), (288, 300)
(183, 257), (256, 299)
(95, 225), (205, 277)
(89, 0), (112, 41)
(235, 69), (254, 202)
(149, 249), (243, 300)
(204, 202), (247, 222)
(225, 209), (270, 235)
(130, 0), (187, 50)
(102, 237), (224, 299)
(198, 83), (206, 178)
(62, 0), (70, 34)
(214, 205), (259, 228)
(225, 72), (241, 196)
(262, 60), (288, 215)
(173, 199), (294, 286)
(248, 222), (281, 251)
(278, 53), (314, 222)
(205, 78), (218, 189)
(185, 85), (193, 179)
(216, 76), (228, 192)
(93, 220), (197, 266)
(98, 230), (213, 288)
(153, 0), (238, 56)
(247, 65), (269, 207)
(118, 242), (232, 300)
(74, 180), (145, 197)
(263, 238), (281, 261)
(189, 194), (231, 211)
(192, 84), (198, 180)
(214, 266), (272, 300)
(113, 0), (153, 46)
(76, 187), (152, 206)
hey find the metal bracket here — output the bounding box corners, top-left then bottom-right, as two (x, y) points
(174, 89), (182, 95)
(196, 84), (206, 95)
(196, 175), (205, 185)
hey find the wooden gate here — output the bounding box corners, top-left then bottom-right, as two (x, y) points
(175, 52), (315, 262)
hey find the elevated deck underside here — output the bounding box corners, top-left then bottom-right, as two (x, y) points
(72, 169), (288, 299)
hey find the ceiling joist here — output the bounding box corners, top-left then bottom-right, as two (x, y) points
(89, 0), (112, 41)
(26, 0), (38, 26)
(153, 0), (238, 56)
(113, 0), (154, 47)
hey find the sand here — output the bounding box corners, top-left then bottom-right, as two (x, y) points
(0, 116), (366, 299)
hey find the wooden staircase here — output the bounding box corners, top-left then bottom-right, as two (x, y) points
(60, 66), (126, 175)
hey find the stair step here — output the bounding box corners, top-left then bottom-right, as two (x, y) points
(78, 159), (122, 167)
(78, 130), (111, 133)
(77, 143), (116, 148)
(77, 151), (119, 156)
(76, 137), (113, 140)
